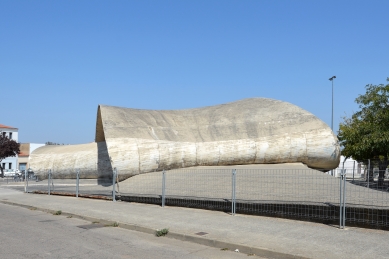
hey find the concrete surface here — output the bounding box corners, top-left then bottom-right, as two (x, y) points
(1, 202), (262, 259)
(1, 186), (389, 259)
(30, 98), (340, 180)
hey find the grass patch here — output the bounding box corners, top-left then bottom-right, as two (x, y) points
(105, 222), (119, 227)
(221, 248), (229, 251)
(66, 215), (72, 218)
(92, 221), (100, 224)
(53, 210), (62, 215)
(155, 228), (169, 237)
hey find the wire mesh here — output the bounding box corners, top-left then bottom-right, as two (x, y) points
(164, 169), (232, 212)
(24, 168), (114, 198)
(345, 169), (389, 228)
(118, 169), (233, 212)
(20, 165), (389, 230)
(118, 170), (163, 205)
(235, 169), (340, 223)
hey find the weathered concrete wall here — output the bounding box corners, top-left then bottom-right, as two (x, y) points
(100, 98), (340, 177)
(30, 142), (112, 179)
(31, 98), (340, 179)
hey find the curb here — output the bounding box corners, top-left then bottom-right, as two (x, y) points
(0, 199), (310, 259)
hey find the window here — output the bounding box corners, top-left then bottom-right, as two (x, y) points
(1, 163), (4, 169)
(9, 132), (12, 139)
(19, 163), (27, 171)
(2, 132), (5, 137)
(9, 163), (12, 169)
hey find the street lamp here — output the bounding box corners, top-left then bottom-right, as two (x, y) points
(328, 76), (336, 177)
(328, 76), (336, 131)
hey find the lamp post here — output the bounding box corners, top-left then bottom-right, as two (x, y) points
(328, 76), (336, 131)
(328, 76), (336, 177)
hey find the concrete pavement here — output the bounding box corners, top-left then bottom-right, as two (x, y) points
(0, 202), (263, 259)
(1, 186), (389, 259)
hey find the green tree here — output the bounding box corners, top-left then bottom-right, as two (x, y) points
(0, 132), (20, 178)
(338, 78), (389, 186)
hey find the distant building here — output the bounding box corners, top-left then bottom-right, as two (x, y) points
(18, 143), (46, 171)
(0, 124), (19, 171)
(330, 156), (365, 178)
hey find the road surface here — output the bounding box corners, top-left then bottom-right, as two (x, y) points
(0, 202), (264, 258)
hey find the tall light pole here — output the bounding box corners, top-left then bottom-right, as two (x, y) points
(329, 76), (336, 131)
(328, 76), (336, 177)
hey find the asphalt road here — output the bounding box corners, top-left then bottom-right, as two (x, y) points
(0, 202), (264, 259)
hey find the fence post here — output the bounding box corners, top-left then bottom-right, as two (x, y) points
(352, 161), (355, 183)
(76, 170), (79, 198)
(48, 169), (51, 195)
(162, 170), (166, 207)
(24, 169), (28, 193)
(340, 160), (346, 229)
(112, 168), (116, 202)
(232, 169), (236, 216)
(342, 166), (346, 229)
(339, 168), (343, 228)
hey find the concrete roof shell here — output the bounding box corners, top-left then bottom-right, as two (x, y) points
(31, 98), (340, 179)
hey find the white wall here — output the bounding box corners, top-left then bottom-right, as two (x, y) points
(1, 157), (18, 170)
(0, 127), (19, 170)
(30, 143), (45, 153)
(333, 156), (364, 178)
(339, 156), (360, 169)
(12, 131), (18, 142)
(1, 128), (18, 142)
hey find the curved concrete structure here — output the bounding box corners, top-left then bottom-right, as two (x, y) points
(30, 98), (340, 179)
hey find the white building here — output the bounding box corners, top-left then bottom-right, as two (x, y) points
(18, 143), (46, 171)
(332, 156), (365, 178)
(0, 124), (19, 171)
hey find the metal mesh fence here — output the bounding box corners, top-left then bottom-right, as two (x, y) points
(119, 169), (233, 212)
(20, 168), (114, 199)
(345, 170), (389, 228)
(118, 170), (162, 205)
(163, 169), (232, 211)
(16, 165), (389, 230)
(235, 169), (340, 223)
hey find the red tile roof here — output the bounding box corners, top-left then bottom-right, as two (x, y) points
(18, 152), (29, 157)
(0, 124), (17, 129)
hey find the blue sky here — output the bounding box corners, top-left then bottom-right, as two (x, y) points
(1, 1), (388, 144)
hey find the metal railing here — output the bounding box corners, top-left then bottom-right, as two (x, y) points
(20, 165), (389, 230)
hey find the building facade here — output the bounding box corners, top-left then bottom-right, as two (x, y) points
(0, 124), (19, 171)
(18, 143), (46, 171)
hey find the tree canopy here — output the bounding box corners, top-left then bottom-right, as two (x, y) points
(338, 77), (389, 161)
(0, 132), (20, 177)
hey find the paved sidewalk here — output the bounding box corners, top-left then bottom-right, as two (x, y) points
(1, 187), (388, 259)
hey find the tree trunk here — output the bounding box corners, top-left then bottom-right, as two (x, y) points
(0, 165), (3, 178)
(378, 157), (388, 188)
(367, 161), (374, 183)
